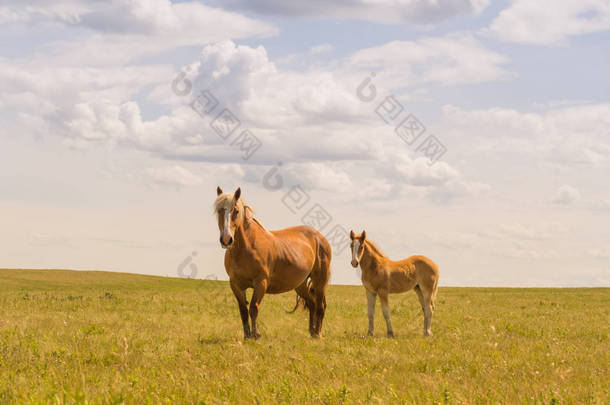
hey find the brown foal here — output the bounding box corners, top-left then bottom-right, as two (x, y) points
(350, 230), (439, 336)
(214, 187), (332, 339)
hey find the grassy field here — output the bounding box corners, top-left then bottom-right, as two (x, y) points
(0, 269), (608, 404)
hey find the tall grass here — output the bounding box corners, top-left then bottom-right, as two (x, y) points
(0, 269), (608, 403)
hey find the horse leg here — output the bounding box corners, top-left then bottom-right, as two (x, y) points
(294, 281), (315, 336)
(308, 295), (315, 336)
(310, 255), (330, 338)
(366, 289), (377, 336)
(414, 285), (427, 336)
(314, 292), (326, 338)
(306, 284), (326, 338)
(379, 291), (394, 338)
(249, 280), (267, 340)
(230, 281), (251, 339)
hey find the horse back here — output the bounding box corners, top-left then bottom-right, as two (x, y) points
(271, 225), (330, 249)
(267, 225), (331, 281)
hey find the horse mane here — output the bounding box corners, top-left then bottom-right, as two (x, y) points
(213, 194), (269, 232)
(365, 239), (388, 259)
(213, 193), (240, 212)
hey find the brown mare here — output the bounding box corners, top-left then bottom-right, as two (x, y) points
(214, 187), (332, 339)
(349, 230), (439, 336)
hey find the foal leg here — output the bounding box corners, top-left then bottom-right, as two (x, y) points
(378, 291), (394, 338)
(249, 280), (267, 340)
(417, 285), (434, 336)
(414, 285), (427, 336)
(230, 281), (251, 339)
(366, 290), (376, 336)
(423, 296), (433, 336)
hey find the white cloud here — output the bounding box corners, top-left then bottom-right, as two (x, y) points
(283, 162), (354, 193)
(349, 34), (510, 87)
(480, 222), (568, 241)
(0, 1), (277, 66)
(331, 154), (489, 203)
(0, 0), (276, 37)
(392, 156), (460, 186)
(491, 243), (560, 260)
(4, 34), (510, 166)
(489, 0), (610, 45)
(386, 154), (490, 202)
(441, 103), (610, 166)
(592, 198), (610, 210)
(0, 62), (171, 107)
(550, 185), (581, 205)
(309, 44), (334, 55)
(1, 38), (499, 202)
(218, 0), (489, 24)
(178, 40), (366, 130)
(589, 247), (610, 259)
(0, 1), (85, 25)
(146, 165), (202, 189)
(210, 164), (246, 181)
(275, 43), (335, 66)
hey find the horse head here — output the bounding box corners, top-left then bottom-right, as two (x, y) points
(214, 186), (244, 249)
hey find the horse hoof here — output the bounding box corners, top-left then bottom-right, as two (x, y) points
(245, 332), (261, 340)
(387, 332), (395, 338)
(367, 331), (374, 337)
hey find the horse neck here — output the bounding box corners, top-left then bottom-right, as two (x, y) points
(360, 241), (386, 272)
(231, 214), (265, 253)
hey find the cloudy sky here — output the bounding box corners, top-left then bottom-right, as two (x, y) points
(1, 0), (609, 286)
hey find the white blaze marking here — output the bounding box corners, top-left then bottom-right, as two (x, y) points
(222, 209), (231, 238)
(352, 240), (360, 263)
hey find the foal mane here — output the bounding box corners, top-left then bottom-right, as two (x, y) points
(365, 239), (388, 259)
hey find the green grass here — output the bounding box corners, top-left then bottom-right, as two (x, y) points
(0, 269), (608, 404)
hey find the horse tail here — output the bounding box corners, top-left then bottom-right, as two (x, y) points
(286, 293), (304, 313)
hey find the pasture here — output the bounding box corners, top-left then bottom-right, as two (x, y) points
(0, 269), (608, 404)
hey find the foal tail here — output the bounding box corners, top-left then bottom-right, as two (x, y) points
(430, 277), (439, 311)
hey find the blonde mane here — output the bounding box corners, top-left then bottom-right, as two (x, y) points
(213, 193), (267, 231)
(365, 239), (388, 258)
(213, 193), (241, 212)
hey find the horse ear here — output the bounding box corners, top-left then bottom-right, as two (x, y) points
(216, 186), (223, 196)
(349, 230), (355, 240)
(233, 187), (241, 201)
(360, 230), (366, 242)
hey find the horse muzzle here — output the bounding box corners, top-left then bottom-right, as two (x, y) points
(351, 259), (359, 268)
(220, 235), (233, 249)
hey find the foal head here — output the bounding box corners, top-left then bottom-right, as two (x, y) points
(349, 230), (366, 268)
(214, 186), (244, 249)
